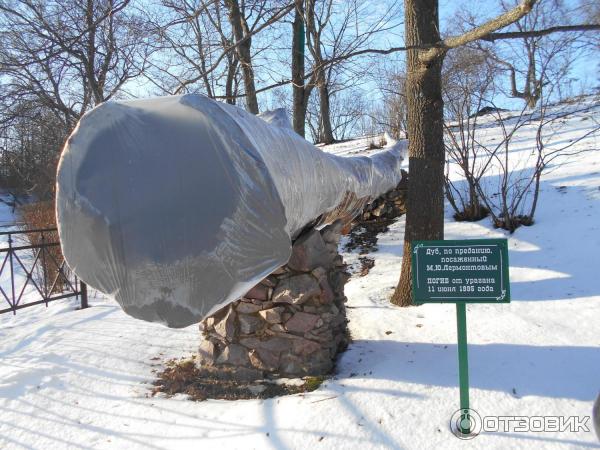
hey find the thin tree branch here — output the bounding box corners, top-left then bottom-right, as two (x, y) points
(421, 0), (538, 62)
(482, 24), (600, 41)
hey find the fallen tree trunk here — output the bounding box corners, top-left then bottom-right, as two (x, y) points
(56, 95), (405, 327)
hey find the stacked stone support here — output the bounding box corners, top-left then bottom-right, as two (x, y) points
(359, 170), (408, 222)
(198, 221), (349, 378)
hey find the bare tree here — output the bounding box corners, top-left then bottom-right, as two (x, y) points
(0, 0), (151, 199)
(304, 0), (335, 142)
(443, 46), (497, 221)
(0, 102), (68, 200)
(526, 100), (600, 221)
(291, 0), (310, 136)
(391, 0), (543, 306)
(146, 1), (222, 98)
(467, 0), (600, 107)
(155, 0), (294, 110)
(225, 0), (261, 113)
(371, 65), (408, 140)
(302, 0), (401, 144)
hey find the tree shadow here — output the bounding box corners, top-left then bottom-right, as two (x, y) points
(338, 339), (600, 402)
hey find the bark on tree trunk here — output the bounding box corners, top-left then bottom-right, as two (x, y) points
(225, 57), (238, 105)
(305, 0), (334, 144)
(226, 0), (259, 114)
(318, 77), (335, 144)
(526, 95), (539, 108)
(292, 0), (306, 137)
(391, 0), (445, 306)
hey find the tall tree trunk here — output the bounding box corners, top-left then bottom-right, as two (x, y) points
(85, 0), (102, 105)
(225, 57), (238, 105)
(305, 0), (334, 144)
(226, 0), (259, 114)
(391, 0), (445, 306)
(195, 23), (214, 99)
(292, 0), (306, 137)
(318, 76), (334, 144)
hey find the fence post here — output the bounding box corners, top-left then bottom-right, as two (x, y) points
(80, 281), (89, 309)
(8, 233), (15, 314)
(40, 230), (48, 303)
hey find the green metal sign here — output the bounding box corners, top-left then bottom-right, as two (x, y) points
(411, 239), (511, 437)
(411, 239), (510, 304)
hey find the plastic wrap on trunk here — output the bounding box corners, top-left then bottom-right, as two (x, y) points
(56, 94), (405, 327)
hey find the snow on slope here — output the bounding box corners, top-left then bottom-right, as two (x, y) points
(1, 99), (599, 450)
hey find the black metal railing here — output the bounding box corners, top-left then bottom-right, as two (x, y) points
(0, 227), (87, 314)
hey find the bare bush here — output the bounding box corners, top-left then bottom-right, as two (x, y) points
(19, 201), (67, 294)
(471, 95), (600, 232)
(443, 47), (497, 221)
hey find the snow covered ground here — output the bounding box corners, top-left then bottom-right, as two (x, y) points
(1, 99), (599, 449)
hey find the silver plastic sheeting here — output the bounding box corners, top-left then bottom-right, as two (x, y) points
(56, 94), (405, 328)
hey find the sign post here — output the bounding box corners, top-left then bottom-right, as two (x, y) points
(456, 302), (470, 434)
(411, 239), (510, 435)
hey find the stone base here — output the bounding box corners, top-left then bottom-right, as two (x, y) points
(198, 221), (349, 378)
(359, 170), (408, 222)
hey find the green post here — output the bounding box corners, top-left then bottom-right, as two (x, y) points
(456, 303), (470, 434)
